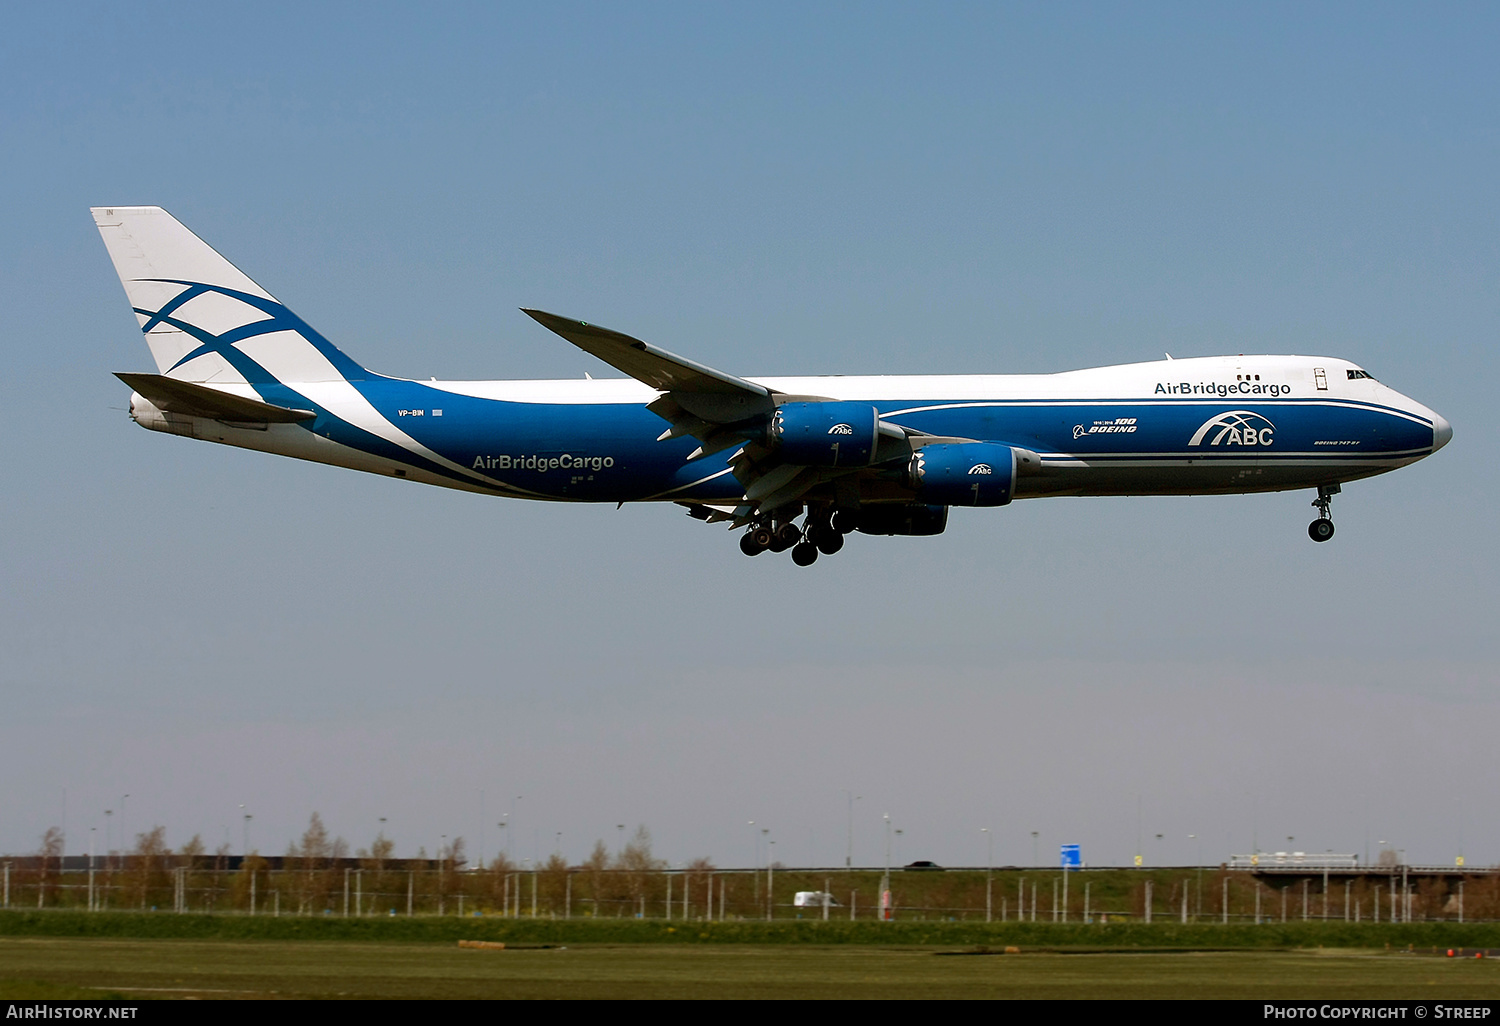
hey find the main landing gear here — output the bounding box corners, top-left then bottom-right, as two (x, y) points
(1308, 483), (1340, 542)
(740, 508), (855, 565)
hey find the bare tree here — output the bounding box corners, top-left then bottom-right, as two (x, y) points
(358, 833), (394, 872)
(300, 812), (331, 861)
(685, 855), (715, 916)
(36, 827), (63, 907)
(232, 851), (267, 911)
(540, 852), (569, 915)
(129, 826), (170, 909)
(178, 834), (206, 865)
(289, 813), (334, 914)
(583, 840), (610, 917)
(482, 851), (516, 910)
(614, 826), (665, 911)
(351, 833), (395, 916)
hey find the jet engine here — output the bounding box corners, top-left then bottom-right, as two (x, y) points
(907, 442), (1017, 506)
(769, 401), (880, 467)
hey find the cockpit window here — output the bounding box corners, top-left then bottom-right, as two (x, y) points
(1347, 369), (1376, 381)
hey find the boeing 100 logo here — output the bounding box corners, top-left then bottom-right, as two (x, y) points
(1073, 417), (1139, 440)
(1189, 411), (1275, 447)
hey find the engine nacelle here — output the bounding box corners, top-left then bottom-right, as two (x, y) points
(908, 442), (1017, 506)
(770, 401), (880, 467)
(854, 503), (950, 536)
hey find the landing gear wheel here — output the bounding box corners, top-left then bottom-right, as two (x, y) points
(791, 542), (819, 566)
(770, 522), (802, 552)
(815, 529), (844, 555)
(1308, 483), (1340, 543)
(741, 525), (773, 556)
(831, 509), (858, 534)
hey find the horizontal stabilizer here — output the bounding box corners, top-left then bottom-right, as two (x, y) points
(116, 372), (315, 423)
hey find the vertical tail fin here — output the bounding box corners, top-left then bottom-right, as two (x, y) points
(92, 206), (370, 385)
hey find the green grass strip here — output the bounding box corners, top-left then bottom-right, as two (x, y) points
(4, 909), (1500, 949)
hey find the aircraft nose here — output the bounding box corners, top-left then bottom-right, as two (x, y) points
(1432, 412), (1452, 452)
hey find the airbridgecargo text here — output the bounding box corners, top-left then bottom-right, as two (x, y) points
(472, 454), (615, 472)
(1158, 380), (1291, 397)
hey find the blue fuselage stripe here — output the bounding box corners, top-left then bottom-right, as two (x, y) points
(295, 382), (1437, 502)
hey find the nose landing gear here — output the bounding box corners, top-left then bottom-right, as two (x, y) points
(1308, 483), (1339, 542)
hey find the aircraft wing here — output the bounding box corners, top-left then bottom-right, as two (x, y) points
(116, 372), (316, 423)
(521, 309), (907, 520)
(522, 307), (786, 453)
(522, 309), (773, 404)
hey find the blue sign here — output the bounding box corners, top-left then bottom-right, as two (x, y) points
(1060, 844), (1081, 869)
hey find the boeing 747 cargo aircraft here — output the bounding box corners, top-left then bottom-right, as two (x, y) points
(95, 206), (1451, 565)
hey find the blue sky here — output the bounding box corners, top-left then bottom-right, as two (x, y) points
(1, 2), (1495, 868)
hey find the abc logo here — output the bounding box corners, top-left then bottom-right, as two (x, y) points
(1189, 411), (1275, 447)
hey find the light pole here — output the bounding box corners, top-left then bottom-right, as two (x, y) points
(241, 806), (252, 856)
(1189, 834), (1201, 919)
(982, 828), (992, 923)
(1251, 793), (1259, 854)
(767, 840), (776, 921)
(881, 814), (891, 922)
(120, 795), (130, 858)
(617, 823), (625, 854)
(1136, 794), (1143, 865)
(749, 821), (759, 900)
(895, 828), (903, 867)
(104, 809), (112, 871)
(1031, 830), (1039, 867)
(1399, 850), (1407, 922)
(513, 796), (523, 863)
(843, 791), (861, 869)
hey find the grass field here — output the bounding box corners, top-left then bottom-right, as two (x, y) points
(6, 909), (1500, 948)
(3, 937), (1500, 999)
